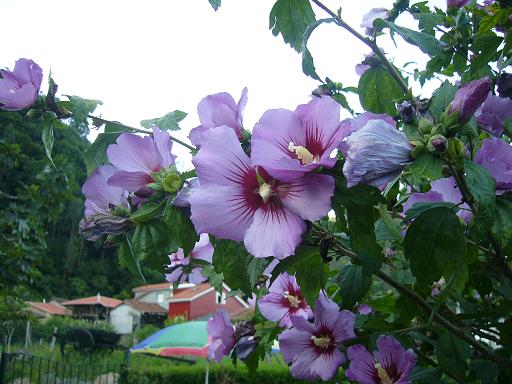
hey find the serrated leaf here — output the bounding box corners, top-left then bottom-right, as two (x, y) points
(118, 236), (146, 283)
(404, 201), (459, 222)
(429, 80), (457, 120)
(132, 220), (176, 267)
(202, 265), (224, 291)
(413, 12), (445, 34)
(269, 0), (315, 52)
(61, 95), (102, 132)
(130, 200), (166, 223)
(140, 110), (187, 131)
(164, 202), (199, 255)
(338, 264), (372, 309)
(358, 66), (405, 116)
(408, 152), (443, 179)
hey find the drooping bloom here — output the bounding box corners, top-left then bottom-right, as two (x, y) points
(207, 310), (236, 362)
(447, 0), (469, 8)
(190, 126), (334, 259)
(361, 8), (389, 35)
(345, 335), (415, 384)
(475, 137), (512, 194)
(165, 233), (214, 284)
(403, 177), (472, 221)
(449, 77), (493, 123)
(343, 119), (411, 189)
(107, 126), (176, 193)
(79, 165), (131, 241)
(475, 93), (512, 137)
(251, 96), (343, 181)
(188, 88), (248, 146)
(279, 293), (356, 381)
(0, 58), (43, 111)
(258, 272), (313, 328)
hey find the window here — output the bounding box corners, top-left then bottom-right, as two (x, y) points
(216, 291), (226, 304)
(157, 293), (164, 303)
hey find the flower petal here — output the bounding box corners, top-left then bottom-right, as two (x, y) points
(108, 170), (154, 192)
(152, 126), (175, 168)
(107, 133), (162, 174)
(374, 335), (415, 383)
(345, 344), (377, 384)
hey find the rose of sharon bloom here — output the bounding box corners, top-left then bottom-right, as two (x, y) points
(449, 77), (493, 123)
(207, 310), (236, 362)
(403, 177), (472, 221)
(345, 335), (415, 384)
(475, 138), (512, 194)
(107, 126), (175, 193)
(0, 58), (43, 111)
(165, 233), (213, 284)
(252, 96), (343, 182)
(475, 93), (512, 137)
(343, 120), (411, 189)
(361, 8), (389, 35)
(447, 0), (469, 8)
(172, 178), (200, 208)
(189, 88), (248, 146)
(190, 126), (334, 259)
(258, 272), (313, 328)
(279, 293), (356, 381)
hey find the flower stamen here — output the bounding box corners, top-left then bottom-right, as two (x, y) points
(283, 291), (301, 308)
(375, 363), (393, 384)
(311, 335), (331, 349)
(258, 183), (273, 203)
(288, 142), (319, 165)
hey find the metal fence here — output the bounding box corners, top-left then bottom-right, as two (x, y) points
(0, 351), (123, 384)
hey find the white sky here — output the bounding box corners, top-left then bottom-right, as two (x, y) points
(2, 0), (445, 169)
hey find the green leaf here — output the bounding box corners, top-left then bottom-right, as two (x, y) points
(413, 12), (445, 34)
(404, 201), (459, 222)
(429, 81), (457, 120)
(301, 18), (335, 80)
(358, 66), (405, 116)
(338, 264), (372, 309)
(409, 367), (442, 382)
(404, 207), (466, 288)
(130, 200), (166, 223)
(269, 0), (316, 52)
(132, 220), (175, 266)
(208, 0), (221, 11)
(407, 152), (443, 179)
(202, 265), (224, 291)
(164, 202), (199, 255)
(118, 236), (146, 283)
(468, 360), (499, 384)
(272, 246), (327, 307)
(61, 95), (102, 131)
(140, 110), (187, 131)
(84, 123), (127, 175)
(436, 332), (470, 382)
(42, 120), (55, 167)
(471, 31), (502, 71)
(492, 194), (512, 246)
(464, 160), (496, 240)
(374, 19), (441, 57)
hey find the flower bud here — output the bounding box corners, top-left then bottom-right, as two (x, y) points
(447, 137), (465, 161)
(418, 117), (434, 135)
(398, 101), (416, 123)
(497, 72), (512, 99)
(449, 77), (493, 123)
(427, 134), (448, 153)
(162, 173), (182, 193)
(26, 108), (43, 121)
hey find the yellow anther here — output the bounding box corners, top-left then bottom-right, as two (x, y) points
(288, 142), (318, 165)
(375, 363), (393, 384)
(310, 335), (331, 349)
(258, 183), (272, 203)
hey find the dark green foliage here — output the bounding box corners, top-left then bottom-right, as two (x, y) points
(358, 66), (405, 116)
(140, 110), (187, 131)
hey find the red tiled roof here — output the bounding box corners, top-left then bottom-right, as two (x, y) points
(170, 283), (213, 301)
(62, 295), (122, 308)
(27, 301), (68, 316)
(123, 300), (167, 314)
(132, 283), (171, 293)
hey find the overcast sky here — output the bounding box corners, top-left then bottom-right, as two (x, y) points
(2, 0), (445, 169)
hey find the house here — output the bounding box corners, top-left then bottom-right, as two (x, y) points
(110, 299), (168, 334)
(132, 282), (194, 310)
(62, 294), (121, 320)
(26, 301), (70, 320)
(168, 283), (250, 321)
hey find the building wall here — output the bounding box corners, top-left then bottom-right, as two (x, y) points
(110, 304), (141, 334)
(136, 290), (170, 310)
(169, 301), (190, 320)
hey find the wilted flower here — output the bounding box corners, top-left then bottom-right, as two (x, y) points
(497, 72), (512, 99)
(475, 93), (512, 137)
(79, 215), (132, 242)
(190, 126), (334, 259)
(0, 58), (43, 111)
(345, 335), (415, 384)
(449, 77), (492, 123)
(188, 88), (248, 146)
(207, 310), (236, 362)
(475, 138), (512, 194)
(361, 8), (389, 35)
(398, 101), (417, 123)
(279, 293), (356, 381)
(107, 126), (176, 193)
(343, 119), (411, 189)
(165, 233), (213, 284)
(252, 96), (342, 181)
(258, 272), (313, 328)
(431, 276), (446, 297)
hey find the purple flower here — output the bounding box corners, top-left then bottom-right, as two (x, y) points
(190, 126), (334, 259)
(475, 138), (512, 193)
(449, 78), (493, 123)
(0, 58), (43, 111)
(447, 0), (469, 7)
(189, 88), (248, 146)
(279, 293), (356, 381)
(172, 178), (200, 208)
(345, 335), (415, 384)
(207, 309), (236, 362)
(107, 126), (176, 193)
(252, 96), (342, 181)
(258, 272), (313, 328)
(356, 64), (371, 76)
(357, 303), (373, 315)
(475, 93), (512, 137)
(497, 72), (512, 99)
(403, 177), (472, 221)
(165, 233), (214, 284)
(431, 276), (446, 297)
(343, 119), (411, 189)
(361, 8), (389, 35)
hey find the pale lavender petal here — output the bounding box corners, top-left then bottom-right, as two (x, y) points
(13, 58), (43, 88)
(374, 335), (415, 383)
(0, 58), (42, 111)
(403, 190), (444, 214)
(361, 8), (389, 29)
(152, 125), (175, 168)
(188, 267), (208, 284)
(188, 125), (210, 147)
(107, 170), (154, 192)
(314, 292), (341, 330)
(82, 165), (128, 217)
(475, 93), (512, 137)
(475, 138), (512, 192)
(165, 269), (185, 284)
(357, 304), (373, 315)
(172, 178), (200, 207)
(289, 314), (316, 333)
(278, 327), (312, 364)
(258, 296), (291, 326)
(356, 64), (371, 76)
(236, 87), (248, 128)
(191, 233), (214, 263)
(332, 310), (357, 343)
(279, 173), (334, 221)
(107, 133), (162, 173)
(450, 77), (492, 122)
(207, 310), (236, 362)
(291, 348), (345, 381)
(345, 344), (377, 384)
(243, 206), (306, 259)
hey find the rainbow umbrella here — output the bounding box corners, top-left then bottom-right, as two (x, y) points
(131, 321), (210, 358)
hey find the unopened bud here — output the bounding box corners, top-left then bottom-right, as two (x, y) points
(398, 101), (416, 123)
(162, 173), (182, 193)
(418, 117), (434, 135)
(427, 134), (448, 153)
(447, 137), (465, 160)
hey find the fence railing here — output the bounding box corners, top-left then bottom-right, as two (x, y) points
(0, 351), (123, 384)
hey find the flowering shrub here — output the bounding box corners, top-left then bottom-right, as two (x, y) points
(3, 0), (512, 382)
